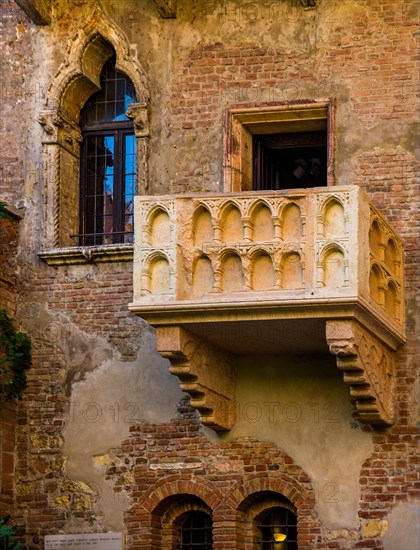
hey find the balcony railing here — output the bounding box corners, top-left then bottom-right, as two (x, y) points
(129, 186), (405, 429)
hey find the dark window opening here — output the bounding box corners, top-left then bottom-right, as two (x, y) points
(257, 506), (298, 550)
(253, 131), (327, 191)
(180, 511), (213, 549)
(78, 56), (136, 246)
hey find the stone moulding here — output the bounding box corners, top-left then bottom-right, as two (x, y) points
(38, 244), (134, 266)
(130, 185), (405, 429)
(38, 6), (150, 250)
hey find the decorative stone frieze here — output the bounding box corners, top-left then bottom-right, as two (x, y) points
(38, 110), (82, 247)
(130, 185), (405, 427)
(38, 110), (82, 156)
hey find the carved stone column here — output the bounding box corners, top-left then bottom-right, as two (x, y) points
(326, 320), (394, 425)
(156, 326), (236, 431)
(38, 110), (82, 248)
(126, 103), (150, 195)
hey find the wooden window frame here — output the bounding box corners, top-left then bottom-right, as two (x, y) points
(224, 101), (334, 192)
(79, 123), (135, 246)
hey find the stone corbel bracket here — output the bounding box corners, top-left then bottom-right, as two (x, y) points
(155, 326), (236, 431)
(326, 320), (394, 426)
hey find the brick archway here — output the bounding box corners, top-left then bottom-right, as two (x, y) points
(132, 476), (223, 549)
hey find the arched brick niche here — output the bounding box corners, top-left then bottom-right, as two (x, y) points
(133, 478), (222, 549)
(130, 475), (317, 550)
(161, 496), (213, 549)
(227, 478), (317, 550)
(236, 491), (301, 549)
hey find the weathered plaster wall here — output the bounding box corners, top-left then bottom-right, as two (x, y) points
(218, 356), (374, 530)
(382, 501), (420, 550)
(0, 0), (418, 548)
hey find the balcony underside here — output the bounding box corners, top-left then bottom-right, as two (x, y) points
(130, 297), (402, 354)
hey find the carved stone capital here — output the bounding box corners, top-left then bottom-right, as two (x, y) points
(38, 110), (82, 155)
(126, 103), (149, 137)
(326, 320), (394, 425)
(156, 326), (236, 431)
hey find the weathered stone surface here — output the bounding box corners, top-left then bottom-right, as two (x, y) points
(14, 0), (51, 24)
(363, 519), (388, 538)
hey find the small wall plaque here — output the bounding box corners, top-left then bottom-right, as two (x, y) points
(44, 532), (123, 549)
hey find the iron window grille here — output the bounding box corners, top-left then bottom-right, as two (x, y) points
(257, 506), (298, 549)
(180, 511), (213, 549)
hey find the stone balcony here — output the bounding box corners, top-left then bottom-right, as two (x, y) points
(129, 186), (405, 430)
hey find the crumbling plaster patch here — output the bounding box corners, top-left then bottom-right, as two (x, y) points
(63, 327), (183, 530)
(18, 294), (183, 530)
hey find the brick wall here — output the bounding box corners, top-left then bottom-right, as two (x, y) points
(0, 401), (17, 514)
(0, 1), (32, 207)
(121, 400), (320, 550)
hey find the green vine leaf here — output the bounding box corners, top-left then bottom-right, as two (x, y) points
(0, 202), (15, 221)
(0, 310), (32, 401)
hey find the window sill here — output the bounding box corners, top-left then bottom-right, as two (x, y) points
(38, 243), (134, 265)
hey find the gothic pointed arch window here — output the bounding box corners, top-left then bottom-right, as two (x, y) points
(79, 55), (137, 245)
(38, 31), (149, 264)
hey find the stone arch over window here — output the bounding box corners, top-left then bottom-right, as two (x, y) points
(39, 7), (149, 256)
